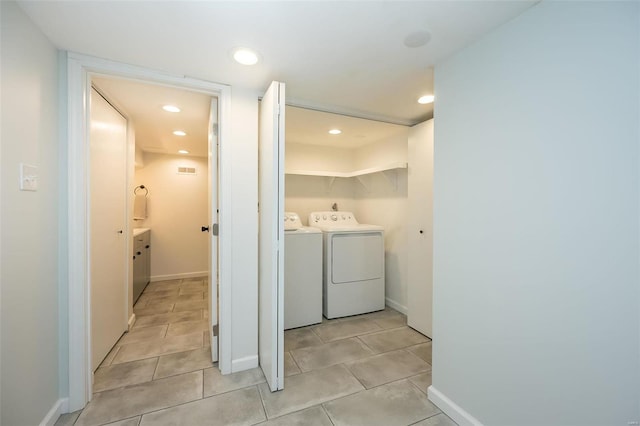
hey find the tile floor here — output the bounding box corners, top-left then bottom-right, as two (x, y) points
(55, 277), (458, 426)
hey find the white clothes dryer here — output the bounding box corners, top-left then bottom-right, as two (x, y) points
(284, 212), (322, 329)
(308, 211), (385, 319)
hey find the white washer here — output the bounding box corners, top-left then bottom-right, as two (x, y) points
(308, 211), (385, 319)
(284, 212), (323, 329)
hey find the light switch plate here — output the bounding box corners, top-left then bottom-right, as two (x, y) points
(20, 163), (38, 191)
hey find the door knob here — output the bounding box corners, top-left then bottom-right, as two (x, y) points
(201, 226), (210, 232)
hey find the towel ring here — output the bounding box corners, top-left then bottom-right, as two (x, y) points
(134, 185), (149, 196)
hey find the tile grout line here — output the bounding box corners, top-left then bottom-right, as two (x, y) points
(256, 384), (270, 421)
(320, 403), (337, 426)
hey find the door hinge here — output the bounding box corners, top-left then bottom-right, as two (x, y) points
(212, 223), (219, 236)
(212, 324), (218, 337)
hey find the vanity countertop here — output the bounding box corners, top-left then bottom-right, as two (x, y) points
(133, 227), (150, 237)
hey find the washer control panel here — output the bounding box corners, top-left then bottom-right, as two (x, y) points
(308, 211), (359, 226)
(284, 212), (303, 230)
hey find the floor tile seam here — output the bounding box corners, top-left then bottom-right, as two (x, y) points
(254, 383), (270, 423)
(402, 348), (434, 370)
(338, 362), (368, 392)
(203, 376), (266, 399)
(319, 403), (337, 426)
(150, 355), (162, 381)
(322, 321), (386, 341)
(362, 324), (415, 338)
(113, 343), (204, 366)
(287, 350), (303, 373)
(354, 335), (377, 354)
(407, 374), (429, 396)
(408, 411), (446, 426)
(356, 341), (427, 356)
(131, 384), (207, 422)
(320, 402), (338, 426)
(95, 355), (158, 374)
(294, 342), (384, 374)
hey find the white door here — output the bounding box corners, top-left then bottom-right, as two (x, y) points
(407, 119), (434, 338)
(208, 97), (219, 363)
(90, 88), (128, 371)
(258, 81), (285, 391)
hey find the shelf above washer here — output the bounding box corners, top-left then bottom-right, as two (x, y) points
(285, 161), (408, 191)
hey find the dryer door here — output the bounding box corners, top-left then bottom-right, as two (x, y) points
(331, 232), (384, 284)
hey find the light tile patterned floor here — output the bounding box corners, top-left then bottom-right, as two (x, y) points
(55, 277), (458, 426)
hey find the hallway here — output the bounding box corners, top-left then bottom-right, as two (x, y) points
(55, 277), (456, 426)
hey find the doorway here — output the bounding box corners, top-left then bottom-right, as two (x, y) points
(66, 53), (232, 411)
(89, 75), (219, 373)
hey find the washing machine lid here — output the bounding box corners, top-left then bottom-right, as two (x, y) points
(286, 226), (322, 234)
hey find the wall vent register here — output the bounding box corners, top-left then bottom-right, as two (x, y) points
(177, 166), (196, 175)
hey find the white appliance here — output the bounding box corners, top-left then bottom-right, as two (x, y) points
(308, 211), (385, 319)
(284, 212), (323, 329)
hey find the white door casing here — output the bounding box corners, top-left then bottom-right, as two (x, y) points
(258, 81), (285, 391)
(208, 97), (219, 363)
(407, 119), (434, 338)
(89, 88), (128, 371)
(66, 53), (233, 411)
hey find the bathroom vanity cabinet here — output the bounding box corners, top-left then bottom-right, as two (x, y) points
(133, 228), (151, 303)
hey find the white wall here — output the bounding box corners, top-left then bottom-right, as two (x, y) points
(431, 2), (640, 425)
(1, 2), (61, 424)
(229, 88), (260, 371)
(353, 135), (409, 312)
(134, 152), (208, 281)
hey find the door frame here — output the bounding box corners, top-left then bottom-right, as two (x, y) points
(66, 52), (233, 411)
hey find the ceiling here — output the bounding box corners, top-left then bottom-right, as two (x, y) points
(92, 75), (409, 157)
(18, 1), (537, 126)
(93, 77), (212, 157)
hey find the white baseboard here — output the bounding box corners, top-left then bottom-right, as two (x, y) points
(385, 297), (407, 315)
(427, 386), (483, 426)
(40, 398), (68, 426)
(128, 313), (136, 331)
(231, 355), (258, 373)
(150, 271), (208, 282)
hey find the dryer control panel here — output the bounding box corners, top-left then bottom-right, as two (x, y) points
(308, 211), (358, 226)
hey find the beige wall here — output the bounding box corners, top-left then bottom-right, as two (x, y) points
(134, 152), (208, 280)
(284, 132), (410, 313)
(1, 2), (61, 424)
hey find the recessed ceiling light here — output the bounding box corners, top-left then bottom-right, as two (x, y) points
(178, 149), (189, 154)
(173, 130), (187, 136)
(418, 95), (435, 104)
(328, 129), (342, 135)
(162, 105), (181, 113)
(232, 47), (260, 65)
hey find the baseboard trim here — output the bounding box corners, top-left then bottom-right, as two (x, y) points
(128, 313), (136, 331)
(427, 386), (483, 426)
(231, 355), (259, 373)
(385, 297), (407, 315)
(150, 271), (208, 282)
(40, 398), (68, 426)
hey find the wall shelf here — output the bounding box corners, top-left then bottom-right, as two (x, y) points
(285, 161), (407, 192)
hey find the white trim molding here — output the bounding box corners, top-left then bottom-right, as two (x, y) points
(385, 297), (407, 315)
(427, 386), (484, 426)
(39, 398), (68, 426)
(231, 355), (259, 372)
(66, 52), (233, 411)
(150, 271), (208, 282)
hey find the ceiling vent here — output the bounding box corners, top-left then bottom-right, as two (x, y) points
(177, 166), (196, 175)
